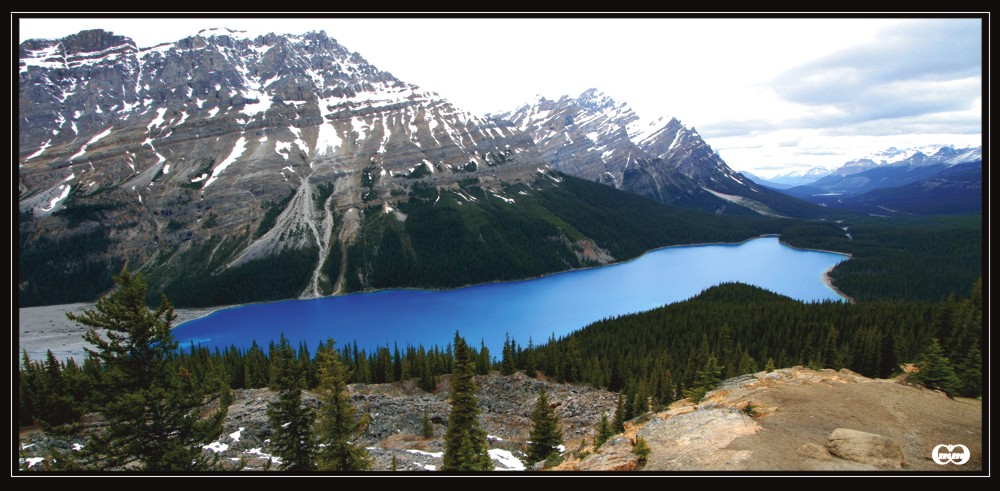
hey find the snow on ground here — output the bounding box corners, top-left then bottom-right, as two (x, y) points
(203, 441), (229, 452)
(40, 185), (71, 212)
(229, 427), (244, 442)
(25, 140), (51, 160)
(147, 107), (167, 132)
(20, 457), (45, 468)
(240, 90), (273, 117)
(204, 136), (248, 188)
(488, 449), (525, 471)
(72, 443), (84, 451)
(69, 127), (113, 161)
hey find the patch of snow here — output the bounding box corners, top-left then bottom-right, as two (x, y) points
(72, 443), (84, 451)
(40, 185), (71, 212)
(204, 136), (248, 188)
(487, 434), (504, 442)
(26, 140), (52, 160)
(207, 107), (219, 118)
(190, 173), (208, 183)
(21, 457), (45, 468)
(488, 449), (525, 471)
(229, 427), (243, 442)
(203, 441), (229, 452)
(69, 127), (114, 161)
(147, 107), (167, 132)
(422, 464), (437, 471)
(240, 90), (273, 117)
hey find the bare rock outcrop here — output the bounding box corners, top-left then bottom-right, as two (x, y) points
(825, 428), (905, 469)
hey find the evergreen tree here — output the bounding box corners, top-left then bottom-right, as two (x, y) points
(267, 334), (316, 471)
(65, 267), (228, 471)
(442, 333), (493, 471)
(500, 334), (516, 376)
(314, 339), (371, 471)
(612, 393), (626, 433)
(422, 411), (434, 439)
(477, 340), (491, 375)
(594, 412), (614, 449)
(527, 387), (563, 465)
(912, 338), (960, 396)
(683, 353), (723, 403)
(955, 339), (982, 397)
(523, 337), (537, 378)
(36, 350), (80, 427)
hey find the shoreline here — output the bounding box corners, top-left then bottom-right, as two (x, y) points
(18, 234), (853, 361)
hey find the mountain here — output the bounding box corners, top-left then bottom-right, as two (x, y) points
(763, 166), (833, 187)
(496, 89), (823, 218)
(18, 29), (785, 308)
(829, 160), (983, 216)
(783, 145), (982, 202)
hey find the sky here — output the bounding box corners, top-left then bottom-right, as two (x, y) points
(16, 16), (984, 177)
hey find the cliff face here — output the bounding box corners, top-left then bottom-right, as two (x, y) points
(19, 29), (548, 305)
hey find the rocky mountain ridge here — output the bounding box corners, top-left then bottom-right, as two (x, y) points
(497, 89), (819, 218)
(16, 29), (576, 306)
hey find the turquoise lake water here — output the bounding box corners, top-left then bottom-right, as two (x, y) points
(173, 236), (848, 355)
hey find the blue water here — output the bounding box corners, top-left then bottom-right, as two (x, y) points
(173, 236), (848, 355)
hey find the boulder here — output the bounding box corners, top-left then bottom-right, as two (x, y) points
(825, 428), (904, 469)
(797, 442), (832, 461)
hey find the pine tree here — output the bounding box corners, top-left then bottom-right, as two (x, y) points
(594, 412), (613, 449)
(36, 350), (79, 427)
(267, 334), (316, 471)
(442, 333), (493, 471)
(684, 353), (724, 403)
(314, 339), (371, 471)
(912, 338), (960, 396)
(477, 340), (491, 375)
(422, 411), (434, 439)
(527, 387), (563, 465)
(612, 393), (626, 433)
(65, 267), (228, 471)
(500, 334), (516, 376)
(955, 339), (982, 397)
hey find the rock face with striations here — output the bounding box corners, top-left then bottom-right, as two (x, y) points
(18, 28), (549, 306)
(496, 89), (812, 217)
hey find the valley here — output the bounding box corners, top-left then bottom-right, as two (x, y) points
(16, 22), (984, 475)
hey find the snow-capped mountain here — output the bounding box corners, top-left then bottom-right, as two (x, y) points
(17, 29), (560, 306)
(786, 145), (983, 198)
(764, 166), (833, 187)
(497, 89), (817, 217)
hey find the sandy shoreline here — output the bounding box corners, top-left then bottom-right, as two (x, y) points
(16, 303), (223, 363)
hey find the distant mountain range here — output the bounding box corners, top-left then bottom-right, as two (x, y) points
(774, 145), (982, 215)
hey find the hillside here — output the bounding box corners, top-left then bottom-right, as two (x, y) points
(18, 368), (981, 472)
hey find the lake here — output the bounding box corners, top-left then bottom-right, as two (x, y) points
(173, 236), (849, 355)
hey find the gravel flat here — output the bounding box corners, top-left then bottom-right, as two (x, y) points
(17, 303), (221, 363)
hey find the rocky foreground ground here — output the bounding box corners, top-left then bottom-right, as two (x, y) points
(18, 367), (982, 472)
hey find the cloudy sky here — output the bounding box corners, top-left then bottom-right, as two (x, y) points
(17, 16), (984, 177)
